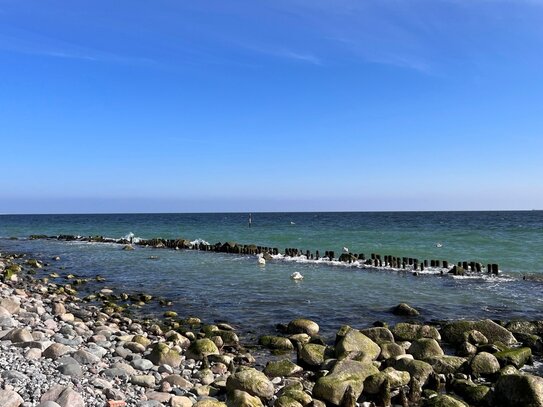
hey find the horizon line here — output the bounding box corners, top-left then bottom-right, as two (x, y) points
(0, 209), (541, 216)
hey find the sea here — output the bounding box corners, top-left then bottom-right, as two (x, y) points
(0, 211), (542, 340)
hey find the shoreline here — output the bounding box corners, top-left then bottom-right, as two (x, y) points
(0, 248), (542, 406)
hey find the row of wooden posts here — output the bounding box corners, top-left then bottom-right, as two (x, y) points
(46, 235), (499, 275)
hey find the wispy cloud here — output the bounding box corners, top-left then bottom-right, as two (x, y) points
(0, 28), (157, 67)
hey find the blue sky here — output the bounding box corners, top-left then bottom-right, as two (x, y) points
(1, 0), (542, 213)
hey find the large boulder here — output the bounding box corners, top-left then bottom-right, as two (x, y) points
(226, 367), (274, 400)
(363, 367), (410, 394)
(408, 338), (444, 360)
(392, 323), (440, 341)
(450, 379), (492, 406)
(441, 320), (516, 346)
(227, 390), (264, 407)
(186, 338), (220, 360)
(360, 327), (395, 344)
(147, 343), (182, 367)
(494, 347), (532, 369)
(263, 359), (303, 377)
(391, 357), (434, 385)
(298, 343), (327, 368)
(287, 319), (319, 336)
(426, 356), (468, 375)
(494, 374), (543, 407)
(335, 326), (380, 362)
(379, 342), (406, 360)
(313, 360), (379, 406)
(0, 389), (24, 407)
(391, 303), (420, 317)
(258, 336), (294, 351)
(425, 394), (469, 407)
(469, 352), (500, 377)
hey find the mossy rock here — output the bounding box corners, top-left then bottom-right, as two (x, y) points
(287, 319), (319, 336)
(392, 323), (440, 342)
(463, 330), (488, 345)
(217, 330), (240, 347)
(391, 358), (434, 385)
(425, 355), (468, 375)
(164, 310), (178, 318)
(202, 324), (220, 336)
(313, 359), (379, 406)
(360, 327), (395, 344)
(226, 367), (274, 400)
(408, 338), (444, 360)
(505, 320), (541, 335)
(450, 379), (492, 405)
(335, 326), (380, 362)
(379, 341), (406, 361)
(391, 303), (420, 316)
(226, 389), (264, 407)
(259, 335), (294, 351)
(194, 400), (227, 407)
(494, 347), (532, 369)
(279, 387), (312, 406)
(26, 259), (43, 268)
(275, 397), (303, 407)
(514, 332), (543, 354)
(298, 343), (326, 368)
(363, 367), (410, 394)
(186, 338), (220, 360)
(441, 319), (516, 346)
(494, 374), (543, 407)
(147, 342), (182, 367)
(132, 335), (151, 347)
(424, 394), (469, 407)
(469, 352), (500, 377)
(263, 359), (303, 377)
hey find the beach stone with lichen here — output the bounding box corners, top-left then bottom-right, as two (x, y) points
(226, 367), (275, 400)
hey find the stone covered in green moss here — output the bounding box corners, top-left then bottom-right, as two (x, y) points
(186, 338), (220, 360)
(313, 359), (379, 406)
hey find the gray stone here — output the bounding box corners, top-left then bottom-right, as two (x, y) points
(37, 402), (62, 407)
(0, 389), (24, 407)
(72, 349), (100, 364)
(132, 374), (156, 388)
(226, 367), (275, 399)
(494, 374), (543, 406)
(287, 319), (320, 336)
(56, 388), (84, 407)
(42, 343), (73, 359)
(408, 338), (444, 360)
(470, 352), (500, 377)
(132, 358), (154, 371)
(335, 326), (380, 362)
(57, 363), (83, 378)
(313, 359), (379, 406)
(6, 328), (33, 343)
(441, 319), (516, 346)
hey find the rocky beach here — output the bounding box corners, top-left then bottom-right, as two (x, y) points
(0, 247), (542, 407)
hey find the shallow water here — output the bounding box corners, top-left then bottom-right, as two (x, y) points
(1, 211), (542, 338)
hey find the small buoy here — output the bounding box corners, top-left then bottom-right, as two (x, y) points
(291, 272), (304, 280)
(258, 257), (266, 266)
(342, 247), (349, 253)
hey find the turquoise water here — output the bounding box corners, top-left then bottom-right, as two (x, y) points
(0, 211), (542, 337)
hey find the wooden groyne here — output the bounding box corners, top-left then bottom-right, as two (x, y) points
(28, 234), (500, 276)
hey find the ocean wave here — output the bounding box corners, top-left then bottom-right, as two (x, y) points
(122, 232), (142, 244)
(190, 238), (210, 246)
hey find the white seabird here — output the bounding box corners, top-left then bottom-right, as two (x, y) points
(291, 272), (304, 280)
(342, 247), (349, 253)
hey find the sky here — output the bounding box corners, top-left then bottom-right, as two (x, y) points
(1, 0), (542, 213)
